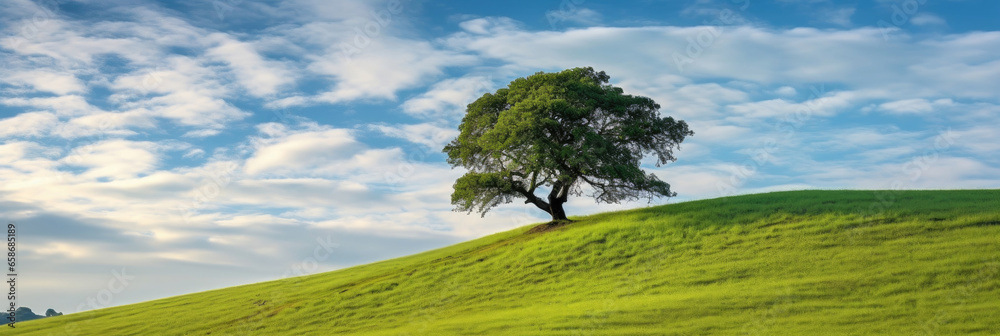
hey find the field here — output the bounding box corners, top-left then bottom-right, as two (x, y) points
(10, 190), (1000, 335)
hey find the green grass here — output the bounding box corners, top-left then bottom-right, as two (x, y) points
(11, 190), (1000, 335)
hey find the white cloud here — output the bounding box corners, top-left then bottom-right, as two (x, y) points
(108, 56), (251, 129)
(459, 17), (520, 35)
(808, 127), (923, 151)
(0, 6), (262, 141)
(726, 90), (858, 120)
(147, 90), (248, 128)
(34, 242), (93, 259)
(204, 33), (296, 97)
(308, 37), (478, 104)
(371, 122), (459, 149)
(401, 75), (494, 119)
(1, 70), (86, 95)
(665, 83), (751, 117)
(243, 126), (409, 182)
(214, 214), (303, 228)
(643, 164), (734, 200)
(182, 148), (206, 159)
(877, 98), (953, 114)
(53, 110), (155, 139)
(775, 86), (797, 96)
(243, 128), (358, 176)
(183, 129), (222, 138)
(545, 7), (603, 28)
(446, 25), (1000, 99)
(687, 121), (752, 143)
(264, 96), (310, 109)
(60, 139), (162, 180)
(911, 13), (946, 27)
(951, 126), (1000, 157)
(0, 112), (59, 137)
(857, 146), (917, 162)
(608, 81), (749, 121)
(0, 141), (61, 166)
(212, 178), (380, 213)
(1, 95), (101, 117)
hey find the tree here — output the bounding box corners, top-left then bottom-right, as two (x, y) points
(443, 67), (693, 221)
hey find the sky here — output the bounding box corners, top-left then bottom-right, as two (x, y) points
(1, 0), (998, 314)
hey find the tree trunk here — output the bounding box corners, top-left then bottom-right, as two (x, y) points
(547, 182), (569, 221)
(549, 200), (568, 221)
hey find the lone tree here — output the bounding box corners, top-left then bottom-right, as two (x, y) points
(444, 67), (693, 221)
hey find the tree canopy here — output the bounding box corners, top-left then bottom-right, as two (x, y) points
(443, 67), (693, 221)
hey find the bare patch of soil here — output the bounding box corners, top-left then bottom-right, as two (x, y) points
(526, 220), (573, 234)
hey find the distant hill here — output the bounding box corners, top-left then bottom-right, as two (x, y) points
(6, 190), (1000, 335)
(6, 307), (61, 324)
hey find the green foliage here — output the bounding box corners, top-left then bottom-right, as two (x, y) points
(444, 67), (693, 219)
(9, 190), (1000, 335)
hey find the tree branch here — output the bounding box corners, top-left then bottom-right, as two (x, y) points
(513, 183), (551, 214)
(527, 170), (540, 194)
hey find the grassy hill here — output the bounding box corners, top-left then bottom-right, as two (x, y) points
(10, 190), (1000, 335)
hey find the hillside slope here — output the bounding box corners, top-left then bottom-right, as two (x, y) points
(10, 190), (1000, 335)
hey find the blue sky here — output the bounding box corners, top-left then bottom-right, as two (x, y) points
(1, 0), (998, 314)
